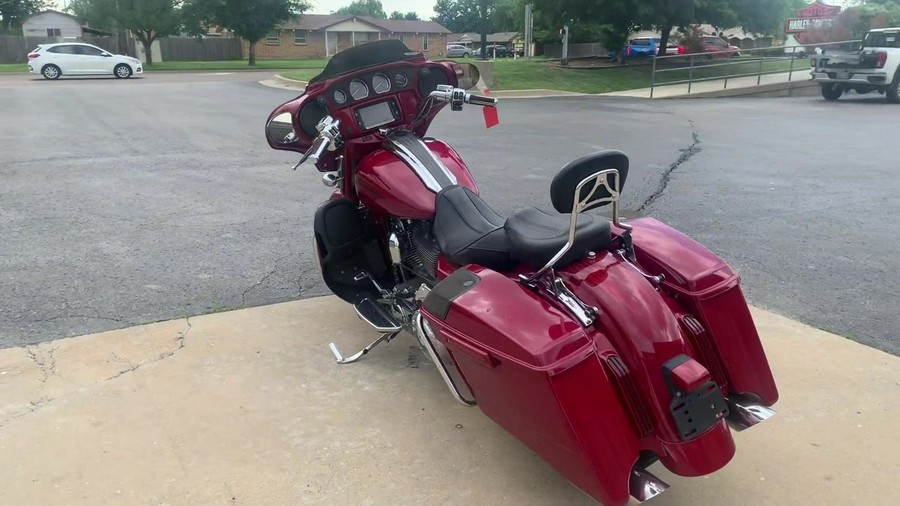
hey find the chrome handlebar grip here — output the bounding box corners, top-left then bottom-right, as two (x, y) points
(292, 115), (341, 170)
(465, 94), (497, 107)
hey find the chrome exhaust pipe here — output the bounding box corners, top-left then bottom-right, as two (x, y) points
(726, 396), (776, 431)
(629, 467), (669, 502)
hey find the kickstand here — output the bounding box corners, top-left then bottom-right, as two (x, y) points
(329, 331), (399, 364)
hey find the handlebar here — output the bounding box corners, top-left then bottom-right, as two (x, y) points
(307, 135), (330, 164)
(292, 115), (342, 170)
(465, 94), (497, 107)
(429, 85), (498, 111)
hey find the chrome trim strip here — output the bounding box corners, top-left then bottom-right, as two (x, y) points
(386, 132), (458, 194)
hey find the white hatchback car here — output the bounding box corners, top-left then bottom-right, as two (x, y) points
(27, 42), (143, 80)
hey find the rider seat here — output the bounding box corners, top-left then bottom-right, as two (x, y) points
(432, 150), (629, 272)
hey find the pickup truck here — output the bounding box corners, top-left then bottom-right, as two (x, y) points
(811, 27), (900, 102)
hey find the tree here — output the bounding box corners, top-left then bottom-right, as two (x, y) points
(68, 0), (183, 65)
(185, 0), (308, 66)
(389, 11), (420, 20)
(336, 0), (386, 18)
(0, 0), (46, 32)
(433, 0), (482, 33)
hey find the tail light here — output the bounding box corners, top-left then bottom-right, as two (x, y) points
(27, 53), (39, 59)
(626, 46), (631, 56)
(876, 51), (888, 68)
(678, 46), (684, 55)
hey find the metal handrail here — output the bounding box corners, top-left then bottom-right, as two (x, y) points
(649, 39), (862, 98)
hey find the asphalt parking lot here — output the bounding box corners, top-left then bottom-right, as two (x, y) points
(0, 72), (897, 355)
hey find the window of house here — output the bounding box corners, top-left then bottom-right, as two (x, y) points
(423, 34), (429, 51)
(266, 31), (280, 45)
(46, 28), (61, 37)
(293, 30), (307, 45)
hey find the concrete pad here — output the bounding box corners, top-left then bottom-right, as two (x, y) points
(0, 297), (897, 505)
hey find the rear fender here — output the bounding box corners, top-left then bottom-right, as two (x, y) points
(561, 254), (736, 476)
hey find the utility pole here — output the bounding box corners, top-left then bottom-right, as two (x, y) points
(561, 24), (569, 66)
(524, 3), (533, 58)
(480, 0), (488, 60)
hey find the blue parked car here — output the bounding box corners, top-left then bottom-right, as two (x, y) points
(608, 37), (685, 59)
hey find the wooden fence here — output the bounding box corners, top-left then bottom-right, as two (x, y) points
(0, 35), (239, 64)
(158, 37), (242, 61)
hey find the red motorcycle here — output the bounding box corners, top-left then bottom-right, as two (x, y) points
(266, 40), (778, 505)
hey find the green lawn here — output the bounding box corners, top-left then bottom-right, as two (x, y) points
(280, 70), (323, 82)
(146, 59), (329, 71)
(1, 56), (812, 94)
(488, 56), (811, 93)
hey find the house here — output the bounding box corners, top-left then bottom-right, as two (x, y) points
(247, 14), (451, 59)
(21, 10), (84, 38)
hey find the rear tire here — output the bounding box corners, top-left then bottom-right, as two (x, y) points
(114, 64), (133, 79)
(463, 52), (469, 58)
(820, 83), (843, 101)
(41, 64), (61, 80)
(886, 71), (900, 103)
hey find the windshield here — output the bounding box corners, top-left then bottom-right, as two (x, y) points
(308, 40), (424, 84)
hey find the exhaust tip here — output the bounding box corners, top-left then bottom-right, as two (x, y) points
(629, 467), (669, 502)
(726, 396), (776, 431)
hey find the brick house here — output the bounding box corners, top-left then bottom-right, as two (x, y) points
(245, 14), (451, 60)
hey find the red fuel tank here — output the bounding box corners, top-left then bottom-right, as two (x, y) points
(355, 139), (478, 219)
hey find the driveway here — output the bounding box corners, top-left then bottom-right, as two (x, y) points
(0, 72), (896, 355)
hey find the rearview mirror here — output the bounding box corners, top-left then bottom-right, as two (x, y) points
(455, 63), (480, 90)
(267, 112), (298, 144)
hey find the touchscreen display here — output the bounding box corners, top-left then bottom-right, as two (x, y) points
(357, 100), (398, 130)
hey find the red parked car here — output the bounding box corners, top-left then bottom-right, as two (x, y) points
(702, 36), (741, 58)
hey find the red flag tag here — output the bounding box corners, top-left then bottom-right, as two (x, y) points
(481, 89), (500, 128)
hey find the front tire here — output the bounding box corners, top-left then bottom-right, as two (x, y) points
(114, 64), (133, 79)
(886, 71), (900, 103)
(41, 64), (61, 80)
(820, 83), (843, 101)
(463, 52), (469, 58)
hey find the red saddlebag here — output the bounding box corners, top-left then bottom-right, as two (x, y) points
(420, 266), (640, 506)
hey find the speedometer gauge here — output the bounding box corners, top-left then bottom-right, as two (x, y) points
(349, 79), (368, 100)
(372, 73), (391, 94)
(333, 89), (347, 104)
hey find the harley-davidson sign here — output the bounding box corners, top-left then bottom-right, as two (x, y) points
(784, 1), (841, 34)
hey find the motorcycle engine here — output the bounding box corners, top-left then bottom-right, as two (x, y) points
(397, 220), (440, 282)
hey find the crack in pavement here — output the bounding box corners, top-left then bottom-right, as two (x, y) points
(25, 343), (60, 388)
(637, 118), (701, 213)
(240, 253), (296, 306)
(1, 345), (61, 429)
(105, 317), (193, 380)
(296, 265), (318, 298)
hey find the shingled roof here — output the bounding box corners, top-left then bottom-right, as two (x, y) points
(282, 14), (450, 34)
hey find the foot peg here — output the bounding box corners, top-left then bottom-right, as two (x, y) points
(328, 298), (401, 364)
(629, 467), (669, 502)
(353, 297), (401, 333)
(726, 396), (776, 431)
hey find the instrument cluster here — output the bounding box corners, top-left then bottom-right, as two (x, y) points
(330, 68), (412, 106)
